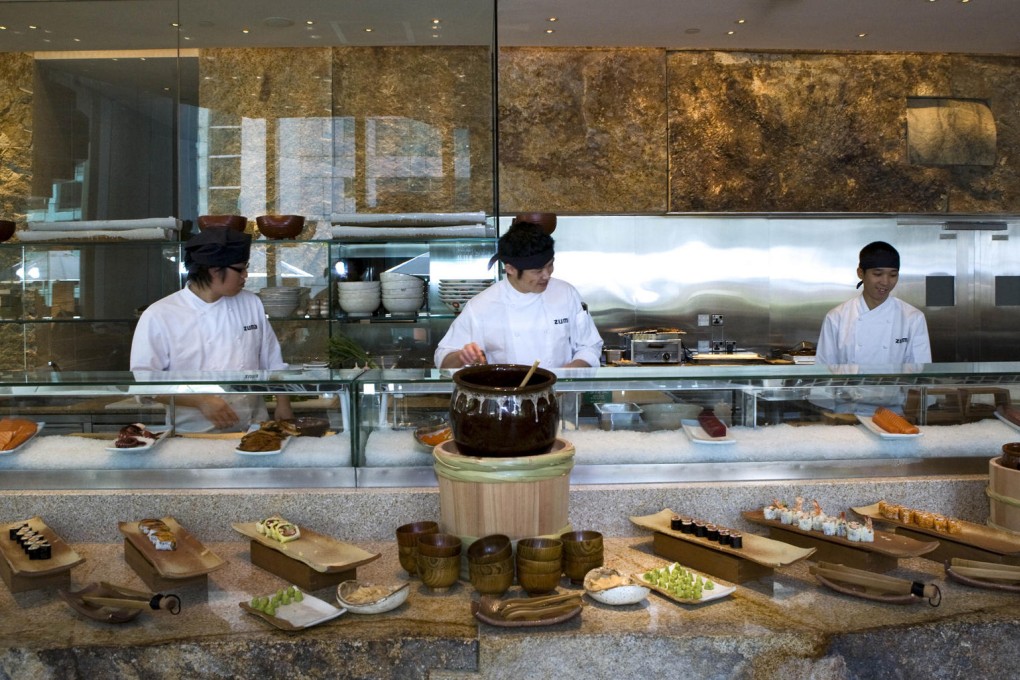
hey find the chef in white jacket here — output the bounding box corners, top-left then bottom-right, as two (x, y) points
(130, 229), (293, 432)
(816, 240), (932, 366)
(434, 221), (603, 369)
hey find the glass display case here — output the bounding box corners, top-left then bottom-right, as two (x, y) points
(3, 361), (1017, 491)
(354, 362), (1020, 487)
(0, 368), (359, 490)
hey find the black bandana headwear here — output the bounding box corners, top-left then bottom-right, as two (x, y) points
(184, 229), (252, 270)
(487, 246), (555, 271)
(856, 241), (900, 288)
(486, 222), (555, 271)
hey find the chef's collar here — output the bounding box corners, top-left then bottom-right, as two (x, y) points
(487, 247), (555, 271)
(856, 248), (900, 288)
(184, 229), (252, 269)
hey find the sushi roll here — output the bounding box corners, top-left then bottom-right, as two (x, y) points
(22, 534), (47, 553)
(810, 500), (826, 531)
(272, 522), (301, 544)
(797, 513), (814, 531)
(730, 532), (743, 549)
(836, 512), (848, 538)
(680, 518), (694, 534)
(947, 518), (963, 535)
(822, 516), (838, 536)
(671, 514), (682, 530)
(150, 530), (177, 551)
(138, 519), (169, 535)
(9, 522), (29, 541)
(15, 525), (35, 543)
(705, 524), (720, 541)
(763, 501), (782, 521)
(693, 521), (707, 538)
(898, 507), (915, 525)
(860, 518), (875, 542)
(933, 515), (949, 533)
(26, 542), (51, 560)
(718, 529), (732, 545)
(846, 521), (862, 542)
(780, 507), (796, 525)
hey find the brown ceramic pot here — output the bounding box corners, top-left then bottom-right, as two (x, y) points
(1002, 443), (1020, 470)
(198, 215), (247, 232)
(513, 212), (556, 235)
(450, 364), (559, 457)
(256, 214), (305, 239)
(0, 220), (15, 242)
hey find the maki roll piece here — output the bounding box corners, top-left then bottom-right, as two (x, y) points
(138, 519), (170, 536)
(860, 517), (875, 542)
(797, 513), (814, 531)
(670, 514), (682, 530)
(150, 530), (177, 551)
(9, 522), (29, 541)
(822, 516), (838, 536)
(730, 532), (743, 549)
(26, 542), (52, 560)
(273, 522), (301, 544)
(15, 525), (35, 543)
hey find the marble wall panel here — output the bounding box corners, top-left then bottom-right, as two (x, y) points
(944, 55), (1020, 213)
(0, 52), (34, 224)
(667, 52), (952, 212)
(198, 48), (333, 219)
(498, 48), (667, 214)
(332, 46), (493, 214)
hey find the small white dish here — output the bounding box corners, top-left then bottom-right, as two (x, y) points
(583, 568), (649, 606)
(680, 419), (735, 445)
(858, 415), (923, 439)
(336, 581), (409, 614)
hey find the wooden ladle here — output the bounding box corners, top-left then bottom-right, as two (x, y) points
(519, 360), (540, 388)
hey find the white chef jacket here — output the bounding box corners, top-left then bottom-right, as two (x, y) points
(815, 295), (931, 366)
(434, 278), (603, 368)
(130, 286), (287, 432)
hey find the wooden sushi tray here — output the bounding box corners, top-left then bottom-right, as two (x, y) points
(630, 509), (815, 586)
(118, 517), (225, 591)
(852, 502), (1020, 566)
(742, 510), (938, 573)
(233, 522), (380, 591)
(1, 516), (84, 593)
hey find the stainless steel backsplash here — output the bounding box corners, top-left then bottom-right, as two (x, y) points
(538, 214), (1020, 362)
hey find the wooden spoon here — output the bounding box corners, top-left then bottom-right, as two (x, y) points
(519, 360), (540, 388)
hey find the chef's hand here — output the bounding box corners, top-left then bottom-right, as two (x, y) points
(195, 396), (240, 429)
(273, 395), (294, 421)
(458, 343), (487, 366)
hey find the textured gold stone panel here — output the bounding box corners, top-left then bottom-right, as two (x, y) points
(332, 46), (493, 214)
(499, 48), (666, 215)
(0, 52), (34, 223)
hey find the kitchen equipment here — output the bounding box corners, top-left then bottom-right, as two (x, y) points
(620, 329), (686, 364)
(594, 402), (643, 431)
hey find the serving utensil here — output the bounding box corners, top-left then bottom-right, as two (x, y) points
(518, 360), (540, 388)
(810, 562), (940, 604)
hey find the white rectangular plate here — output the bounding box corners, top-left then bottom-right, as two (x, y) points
(681, 419), (734, 445)
(241, 592), (345, 630)
(633, 566), (736, 605)
(858, 415), (923, 439)
(0, 422), (44, 454)
(235, 432), (291, 456)
(106, 429), (172, 453)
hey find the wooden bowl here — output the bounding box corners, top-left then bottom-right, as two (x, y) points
(516, 537), (562, 561)
(467, 534), (512, 564)
(418, 554), (460, 590)
(468, 557), (514, 595)
(198, 215), (247, 232)
(516, 565), (561, 595)
(513, 212), (556, 234)
(515, 556), (564, 574)
(560, 530), (604, 558)
(0, 220), (15, 242)
(416, 532), (462, 558)
(256, 214), (305, 239)
(395, 521), (438, 547)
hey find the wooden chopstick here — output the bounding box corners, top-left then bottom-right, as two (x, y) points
(951, 558), (1020, 574)
(950, 565), (1020, 583)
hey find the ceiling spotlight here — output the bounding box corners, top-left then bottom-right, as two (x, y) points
(306, 20), (314, 26)
(0, 26), (6, 31)
(858, 32), (867, 38)
(241, 28), (250, 34)
(365, 28), (373, 32)
(545, 29), (555, 34)
(28, 25), (38, 30)
(170, 22), (180, 28)
(727, 30), (735, 36)
(735, 19), (746, 25)
(548, 17), (558, 22)
(432, 19), (441, 24)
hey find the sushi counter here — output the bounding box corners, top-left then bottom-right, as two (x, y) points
(3, 479), (1020, 679)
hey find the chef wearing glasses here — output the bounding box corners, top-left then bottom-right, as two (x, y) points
(130, 228), (293, 431)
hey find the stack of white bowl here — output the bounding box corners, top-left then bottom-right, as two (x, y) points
(438, 278), (493, 313)
(337, 280), (381, 314)
(380, 272), (425, 314)
(257, 286), (306, 318)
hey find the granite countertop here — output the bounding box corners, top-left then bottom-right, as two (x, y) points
(3, 536), (1020, 679)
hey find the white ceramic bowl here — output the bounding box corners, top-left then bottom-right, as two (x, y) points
(337, 281), (381, 290)
(340, 297), (380, 313)
(583, 567), (649, 606)
(380, 272), (421, 282)
(383, 297), (423, 313)
(336, 581), (410, 614)
(382, 283), (425, 293)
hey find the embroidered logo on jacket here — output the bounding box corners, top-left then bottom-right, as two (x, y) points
(895, 337), (909, 344)
(243, 324), (259, 331)
(553, 318), (569, 325)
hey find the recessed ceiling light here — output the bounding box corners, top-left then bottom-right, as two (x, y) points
(28, 25), (37, 30)
(736, 19), (746, 25)
(546, 29), (555, 34)
(548, 17), (558, 23)
(306, 20), (314, 26)
(241, 28), (250, 34)
(0, 26), (6, 31)
(365, 28), (373, 33)
(858, 33), (867, 38)
(432, 19), (441, 24)
(170, 22), (180, 28)
(727, 30), (735, 36)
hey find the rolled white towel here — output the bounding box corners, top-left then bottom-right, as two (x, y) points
(16, 228), (177, 241)
(329, 212), (486, 227)
(330, 224), (494, 240)
(27, 217), (181, 232)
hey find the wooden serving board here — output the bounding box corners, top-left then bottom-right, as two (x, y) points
(742, 510), (938, 572)
(631, 509), (815, 568)
(232, 522), (379, 574)
(853, 502), (1020, 558)
(1, 516), (84, 578)
(118, 517), (225, 579)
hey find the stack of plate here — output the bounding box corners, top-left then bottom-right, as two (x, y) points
(257, 286), (306, 318)
(438, 279), (492, 313)
(381, 273), (425, 314)
(337, 281), (381, 314)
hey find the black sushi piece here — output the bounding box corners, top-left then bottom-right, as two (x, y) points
(9, 523), (29, 540)
(718, 529), (732, 545)
(680, 519), (694, 534)
(730, 532), (743, 549)
(694, 522), (707, 538)
(706, 524), (720, 541)
(670, 514), (682, 530)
